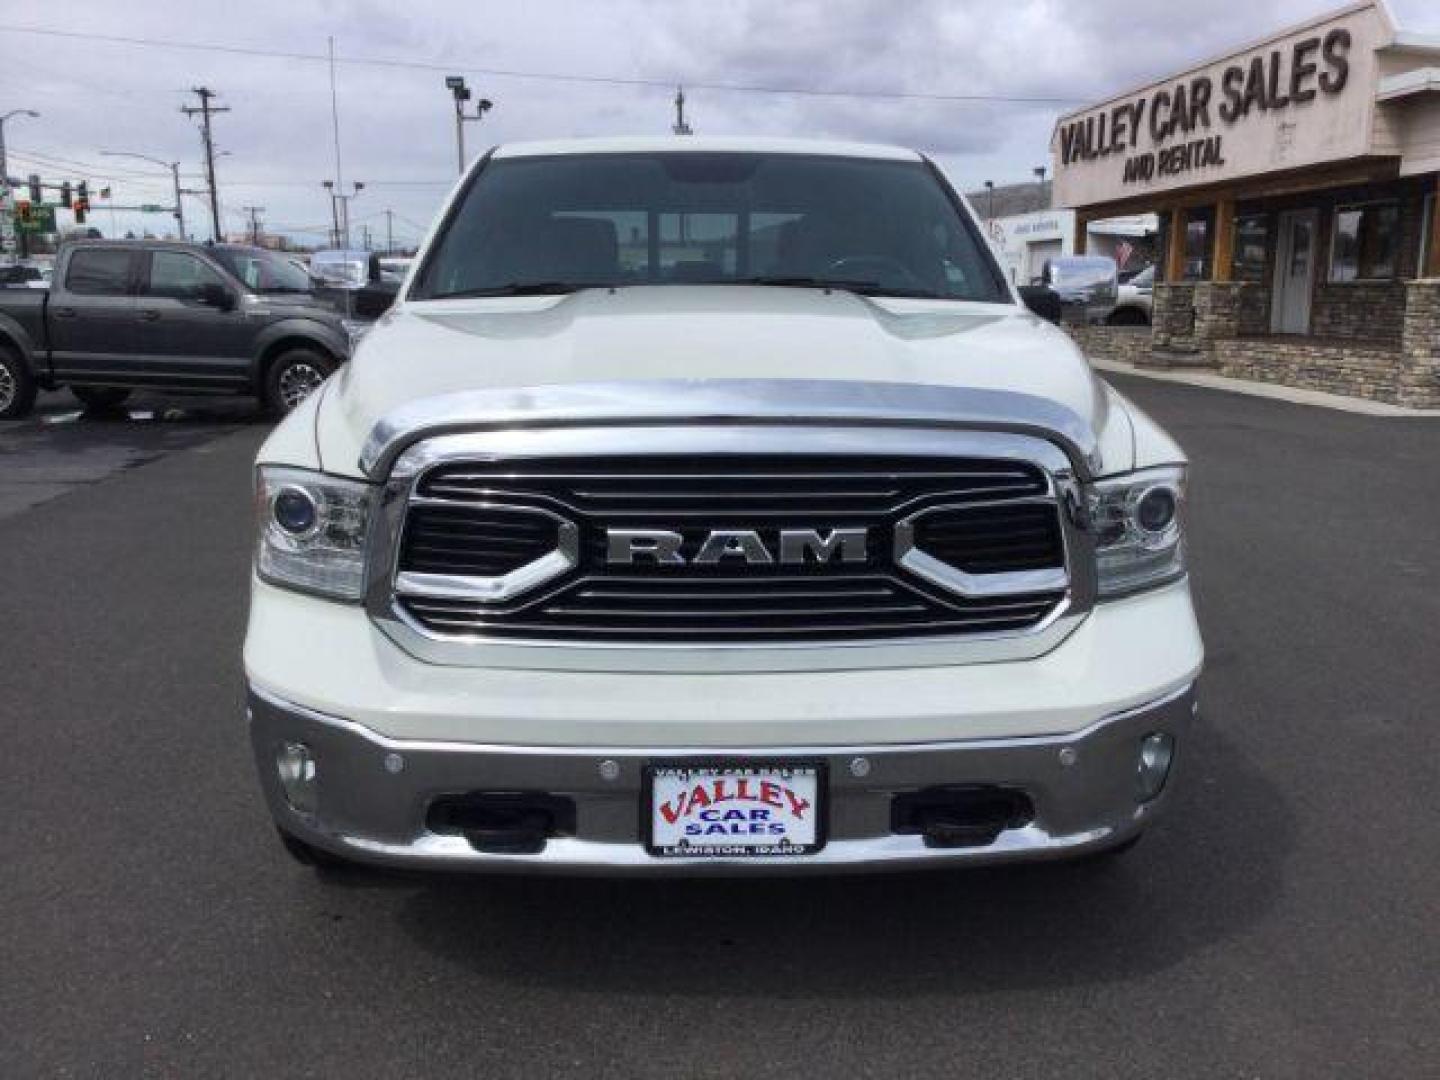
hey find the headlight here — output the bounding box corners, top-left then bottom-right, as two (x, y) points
(340, 318), (371, 350)
(255, 466), (374, 600)
(1088, 465), (1187, 598)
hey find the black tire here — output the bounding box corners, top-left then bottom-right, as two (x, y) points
(0, 345), (38, 420)
(71, 386), (133, 410)
(1107, 306), (1150, 327)
(265, 348), (337, 417)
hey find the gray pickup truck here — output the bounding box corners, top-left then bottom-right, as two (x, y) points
(0, 240), (358, 419)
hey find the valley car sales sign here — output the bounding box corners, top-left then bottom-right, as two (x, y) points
(1052, 3), (1390, 207)
(648, 764), (822, 858)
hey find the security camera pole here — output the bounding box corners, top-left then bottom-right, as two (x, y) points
(445, 76), (492, 176)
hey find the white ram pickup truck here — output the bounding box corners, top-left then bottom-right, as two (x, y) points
(245, 137), (1202, 874)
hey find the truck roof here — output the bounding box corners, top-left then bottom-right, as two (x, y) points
(490, 136), (923, 162)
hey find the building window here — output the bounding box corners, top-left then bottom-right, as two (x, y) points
(1183, 208), (1212, 280)
(1232, 214), (1269, 281)
(1330, 202), (1400, 281)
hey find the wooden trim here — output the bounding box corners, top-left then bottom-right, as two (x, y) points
(1213, 199), (1235, 282)
(1165, 208), (1187, 282)
(1066, 157), (1404, 222)
(1426, 187), (1440, 278)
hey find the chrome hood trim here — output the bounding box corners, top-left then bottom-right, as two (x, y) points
(358, 379), (1103, 481)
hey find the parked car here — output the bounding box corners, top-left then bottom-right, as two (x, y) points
(0, 240), (360, 419)
(378, 256), (413, 285)
(1107, 264), (1154, 325)
(246, 137), (1200, 876)
(0, 262), (49, 289)
(1038, 255), (1118, 324)
(309, 248), (400, 320)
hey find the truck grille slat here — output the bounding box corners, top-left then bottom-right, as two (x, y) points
(392, 454), (1068, 643)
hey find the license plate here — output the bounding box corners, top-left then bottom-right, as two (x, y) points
(645, 762), (825, 858)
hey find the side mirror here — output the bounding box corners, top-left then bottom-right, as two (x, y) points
(199, 282), (234, 310)
(1017, 284), (1063, 325)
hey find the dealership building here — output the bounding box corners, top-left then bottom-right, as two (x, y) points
(1052, 1), (1440, 408)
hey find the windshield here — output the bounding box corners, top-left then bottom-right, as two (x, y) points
(214, 247), (315, 293)
(414, 152), (1008, 302)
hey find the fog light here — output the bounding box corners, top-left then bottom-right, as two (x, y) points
(1136, 732), (1175, 802)
(276, 741), (318, 814)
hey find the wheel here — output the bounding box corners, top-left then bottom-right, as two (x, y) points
(0, 346), (37, 420)
(71, 386), (132, 410)
(265, 349), (336, 416)
(276, 827), (359, 874)
(1107, 306), (1150, 327)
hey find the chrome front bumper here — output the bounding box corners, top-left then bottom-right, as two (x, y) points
(247, 683), (1195, 875)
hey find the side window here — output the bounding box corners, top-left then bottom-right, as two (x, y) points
(146, 251), (225, 300)
(65, 250), (134, 296)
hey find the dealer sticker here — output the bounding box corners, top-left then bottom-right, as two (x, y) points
(647, 763), (823, 857)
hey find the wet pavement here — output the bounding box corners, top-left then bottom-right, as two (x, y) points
(0, 389), (267, 521)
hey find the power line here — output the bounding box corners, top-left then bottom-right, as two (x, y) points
(0, 23), (1083, 105)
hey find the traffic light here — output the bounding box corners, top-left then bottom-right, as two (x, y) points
(60, 181), (72, 209)
(17, 200), (33, 222)
(74, 181), (89, 223)
(28, 174), (41, 202)
(99, 186), (111, 200)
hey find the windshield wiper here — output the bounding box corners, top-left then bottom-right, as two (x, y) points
(427, 282), (584, 299)
(729, 276), (944, 300)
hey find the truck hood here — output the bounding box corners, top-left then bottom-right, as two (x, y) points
(312, 285), (1134, 476)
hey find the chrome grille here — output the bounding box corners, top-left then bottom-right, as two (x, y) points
(401, 575), (1060, 642)
(392, 455), (1068, 644)
(400, 505), (560, 576)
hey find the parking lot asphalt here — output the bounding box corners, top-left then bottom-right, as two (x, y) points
(2, 376), (1437, 1079)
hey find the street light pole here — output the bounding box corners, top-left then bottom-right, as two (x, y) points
(0, 108), (40, 187)
(444, 77), (492, 175)
(100, 151), (186, 240)
(1, 109), (40, 258)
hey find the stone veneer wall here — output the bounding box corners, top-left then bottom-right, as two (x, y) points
(1151, 283), (1196, 350)
(1064, 325), (1152, 366)
(1215, 339), (1411, 402)
(1211, 278), (1440, 408)
(1398, 280), (1440, 409)
(1309, 281), (1408, 342)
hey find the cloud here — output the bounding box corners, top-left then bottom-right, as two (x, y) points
(2, 0), (1434, 244)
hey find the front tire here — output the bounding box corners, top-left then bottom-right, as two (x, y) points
(1107, 306), (1150, 327)
(0, 346), (37, 420)
(265, 349), (336, 416)
(71, 386), (133, 410)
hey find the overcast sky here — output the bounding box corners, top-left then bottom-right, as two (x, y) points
(1, 0), (1434, 247)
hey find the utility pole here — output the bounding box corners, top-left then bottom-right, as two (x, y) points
(182, 87), (229, 241)
(444, 76), (493, 175)
(321, 179), (363, 248)
(244, 205), (265, 245)
(672, 87), (693, 136)
(384, 209), (394, 254)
